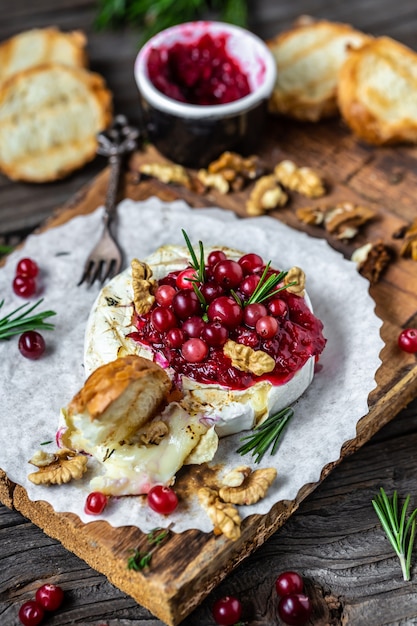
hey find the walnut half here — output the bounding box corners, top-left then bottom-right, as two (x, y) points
(219, 467), (277, 505)
(223, 340), (275, 376)
(28, 449), (88, 485)
(198, 487), (241, 541)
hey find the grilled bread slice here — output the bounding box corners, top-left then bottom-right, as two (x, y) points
(338, 36), (417, 145)
(63, 355), (172, 452)
(0, 63), (112, 182)
(267, 19), (371, 121)
(0, 27), (87, 85)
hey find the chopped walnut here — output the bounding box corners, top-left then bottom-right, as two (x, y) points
(140, 420), (169, 445)
(400, 219), (417, 261)
(274, 160), (326, 198)
(29, 449), (59, 467)
(198, 487), (241, 541)
(131, 258), (156, 315)
(246, 175), (288, 216)
(296, 206), (325, 226)
(222, 466), (252, 487)
(219, 467), (277, 505)
(351, 241), (393, 284)
(323, 202), (376, 239)
(208, 151), (264, 191)
(284, 266), (306, 297)
(139, 162), (190, 188)
(223, 340), (275, 375)
(197, 169), (230, 194)
(28, 449), (88, 485)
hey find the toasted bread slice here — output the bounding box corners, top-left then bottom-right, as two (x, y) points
(0, 27), (87, 85)
(63, 355), (172, 451)
(338, 36), (417, 145)
(267, 19), (371, 121)
(0, 63), (112, 182)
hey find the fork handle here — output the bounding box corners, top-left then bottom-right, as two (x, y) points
(103, 153), (122, 227)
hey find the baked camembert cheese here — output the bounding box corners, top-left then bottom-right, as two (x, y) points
(62, 242), (326, 496)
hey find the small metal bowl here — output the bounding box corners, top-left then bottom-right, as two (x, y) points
(134, 21), (277, 168)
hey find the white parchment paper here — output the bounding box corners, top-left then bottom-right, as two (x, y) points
(0, 199), (383, 533)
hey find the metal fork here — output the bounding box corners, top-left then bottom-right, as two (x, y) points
(77, 115), (139, 287)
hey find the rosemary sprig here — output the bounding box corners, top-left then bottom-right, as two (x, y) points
(127, 526), (172, 571)
(246, 263), (290, 306)
(95, 0), (248, 44)
(182, 229), (205, 283)
(372, 488), (417, 581)
(0, 244), (13, 256)
(0, 298), (56, 340)
(237, 407), (294, 464)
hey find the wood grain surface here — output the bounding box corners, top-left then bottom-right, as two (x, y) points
(2, 1), (417, 625)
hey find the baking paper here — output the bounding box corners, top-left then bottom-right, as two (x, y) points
(0, 199), (383, 533)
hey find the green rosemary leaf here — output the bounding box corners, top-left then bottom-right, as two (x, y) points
(182, 229), (199, 271)
(237, 407), (294, 464)
(0, 299), (56, 340)
(182, 229), (205, 282)
(246, 264), (289, 306)
(372, 488), (417, 581)
(0, 244), (13, 255)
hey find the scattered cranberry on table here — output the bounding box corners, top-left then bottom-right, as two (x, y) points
(278, 593), (312, 626)
(275, 571), (305, 597)
(398, 328), (417, 353)
(16, 257), (39, 279)
(18, 600), (44, 626)
(147, 485), (179, 515)
(212, 595), (242, 625)
(35, 583), (64, 612)
(18, 330), (46, 360)
(84, 491), (108, 515)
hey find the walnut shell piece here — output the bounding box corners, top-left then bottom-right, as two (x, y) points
(323, 202), (376, 239)
(284, 266), (306, 297)
(246, 175), (288, 216)
(219, 467), (277, 505)
(399, 218), (417, 261)
(274, 160), (326, 198)
(28, 448), (88, 485)
(139, 420), (169, 445)
(351, 241), (393, 284)
(131, 258), (156, 315)
(223, 340), (276, 376)
(139, 162), (191, 188)
(198, 487), (241, 541)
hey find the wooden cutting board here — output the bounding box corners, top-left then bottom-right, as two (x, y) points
(2, 116), (417, 625)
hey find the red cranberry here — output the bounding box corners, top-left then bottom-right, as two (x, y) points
(182, 315), (206, 338)
(212, 595), (242, 625)
(398, 328), (417, 353)
(16, 257), (39, 278)
(176, 267), (198, 290)
(35, 583), (64, 611)
(172, 290), (202, 319)
(239, 273), (261, 297)
(256, 315), (279, 338)
(85, 492), (108, 515)
(278, 593), (312, 626)
(166, 327), (185, 348)
(268, 298), (288, 317)
(202, 322), (229, 347)
(13, 274), (36, 298)
(213, 260), (243, 289)
(275, 571), (304, 597)
(243, 303), (267, 328)
(18, 601), (44, 626)
(207, 250), (227, 266)
(238, 252), (264, 274)
(155, 284), (177, 307)
(147, 485), (178, 514)
(18, 331), (45, 359)
(200, 282), (224, 303)
(207, 296), (243, 328)
(151, 307), (177, 333)
(181, 338), (208, 363)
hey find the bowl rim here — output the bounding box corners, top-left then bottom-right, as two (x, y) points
(134, 20), (277, 120)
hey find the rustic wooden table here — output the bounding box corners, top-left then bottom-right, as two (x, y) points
(2, 1), (417, 625)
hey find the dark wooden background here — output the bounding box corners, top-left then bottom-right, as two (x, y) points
(1, 1), (417, 625)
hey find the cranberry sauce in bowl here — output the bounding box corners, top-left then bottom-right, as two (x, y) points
(134, 21), (277, 167)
